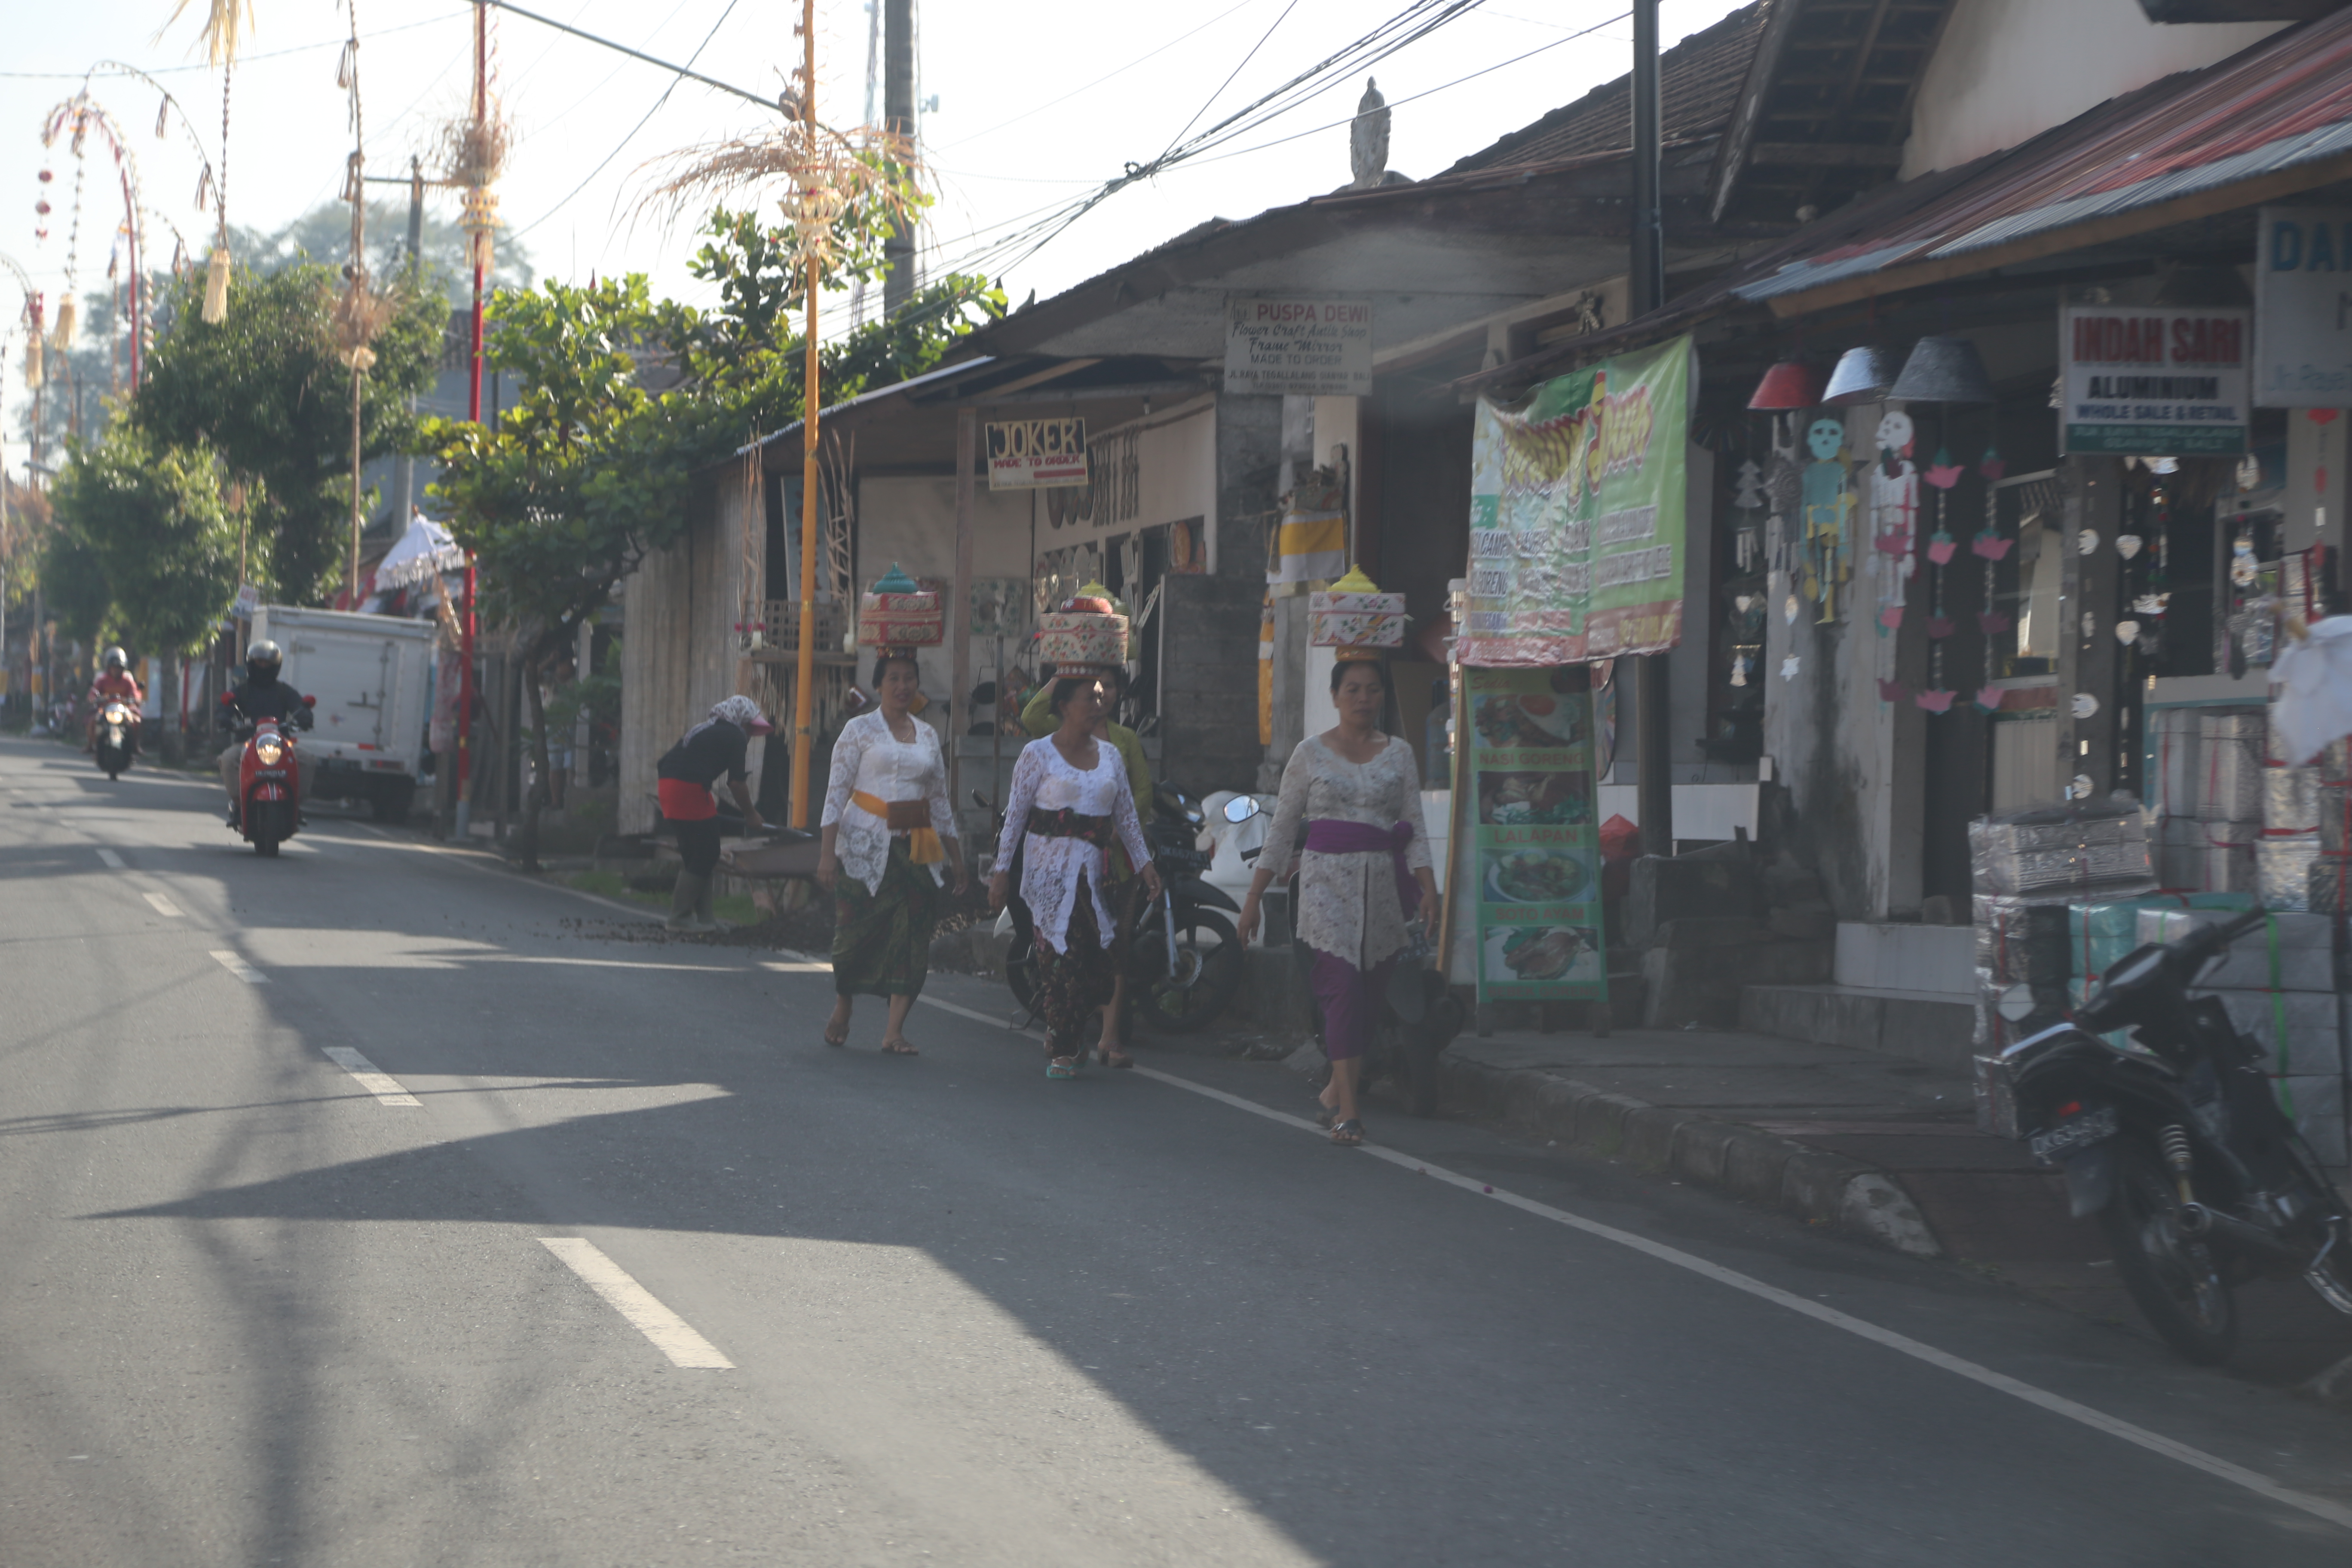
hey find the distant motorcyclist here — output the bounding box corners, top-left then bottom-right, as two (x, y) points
(218, 640), (316, 827)
(83, 648), (144, 753)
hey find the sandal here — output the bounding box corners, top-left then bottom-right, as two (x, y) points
(1098, 1047), (1134, 1069)
(1046, 1057), (1079, 1079)
(1329, 1119), (1365, 1146)
(880, 1038), (919, 1056)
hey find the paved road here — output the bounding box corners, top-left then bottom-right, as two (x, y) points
(5, 733), (2352, 1567)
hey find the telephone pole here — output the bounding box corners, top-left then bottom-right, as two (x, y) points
(1630, 0), (1674, 860)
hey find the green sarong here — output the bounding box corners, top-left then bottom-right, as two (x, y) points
(831, 839), (940, 998)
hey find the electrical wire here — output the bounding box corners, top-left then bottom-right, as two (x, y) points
(1152, 0), (1299, 163)
(511, 0), (742, 244)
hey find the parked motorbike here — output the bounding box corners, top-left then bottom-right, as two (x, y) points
(991, 782), (1249, 1036)
(1982, 906), (2352, 1364)
(229, 698), (315, 857)
(93, 700), (139, 780)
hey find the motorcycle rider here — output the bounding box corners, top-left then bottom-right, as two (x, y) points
(218, 640), (316, 827)
(83, 648), (144, 753)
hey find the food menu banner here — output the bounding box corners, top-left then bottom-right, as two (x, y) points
(1466, 667), (1606, 1004)
(1461, 334), (1694, 666)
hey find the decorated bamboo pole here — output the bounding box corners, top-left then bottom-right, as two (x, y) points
(789, 0), (822, 830)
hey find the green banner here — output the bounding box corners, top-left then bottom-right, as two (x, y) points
(1461, 335), (1694, 666)
(1467, 666), (1607, 1004)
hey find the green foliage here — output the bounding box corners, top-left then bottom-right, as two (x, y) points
(245, 200), (535, 306)
(35, 522), (112, 649)
(45, 426), (239, 656)
(132, 261), (445, 604)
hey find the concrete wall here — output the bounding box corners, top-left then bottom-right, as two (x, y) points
(856, 474), (1036, 712)
(1901, 0), (2284, 179)
(619, 466), (751, 836)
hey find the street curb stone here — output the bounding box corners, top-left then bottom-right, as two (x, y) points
(1409, 1048), (1941, 1257)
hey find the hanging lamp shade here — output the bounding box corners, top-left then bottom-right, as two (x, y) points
(1748, 357), (1825, 410)
(1822, 343), (1901, 405)
(1890, 334), (1998, 403)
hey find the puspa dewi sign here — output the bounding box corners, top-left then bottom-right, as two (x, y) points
(2059, 304), (2249, 456)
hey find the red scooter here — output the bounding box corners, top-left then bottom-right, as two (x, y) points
(230, 697), (315, 857)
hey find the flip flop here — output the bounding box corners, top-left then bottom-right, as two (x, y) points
(1329, 1119), (1365, 1146)
(1046, 1057), (1078, 1079)
(880, 1038), (919, 1055)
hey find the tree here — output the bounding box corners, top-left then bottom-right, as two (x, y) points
(132, 260), (444, 604)
(49, 425), (239, 658)
(242, 200), (535, 307)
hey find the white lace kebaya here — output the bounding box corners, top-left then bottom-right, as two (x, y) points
(1254, 733), (1432, 970)
(819, 710), (956, 894)
(1000, 734), (1152, 955)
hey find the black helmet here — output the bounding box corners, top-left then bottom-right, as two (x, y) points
(102, 646), (128, 672)
(245, 640), (283, 682)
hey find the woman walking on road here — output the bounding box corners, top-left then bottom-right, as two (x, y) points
(818, 652), (966, 1054)
(1237, 657), (1436, 1145)
(989, 672), (1160, 1078)
(655, 695), (772, 933)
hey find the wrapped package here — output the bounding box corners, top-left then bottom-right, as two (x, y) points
(2204, 826), (2260, 895)
(1969, 802), (2153, 898)
(2319, 783), (2352, 853)
(2070, 895), (2187, 980)
(2311, 854), (2352, 915)
(2154, 708), (2204, 818)
(2259, 831), (2321, 912)
(2200, 990), (2344, 1075)
(2281, 1075), (2348, 1166)
(2139, 906), (2335, 991)
(2264, 766), (2321, 832)
(2195, 712), (2266, 821)
(1976, 895), (2072, 983)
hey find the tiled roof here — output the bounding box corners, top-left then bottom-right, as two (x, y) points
(1442, 1), (1772, 175)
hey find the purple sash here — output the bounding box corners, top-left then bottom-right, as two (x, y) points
(1303, 818), (1421, 918)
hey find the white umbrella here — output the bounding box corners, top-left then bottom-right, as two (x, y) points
(377, 510), (465, 591)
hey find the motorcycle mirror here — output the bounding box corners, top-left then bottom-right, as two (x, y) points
(1997, 983), (2037, 1023)
(1222, 796), (1262, 824)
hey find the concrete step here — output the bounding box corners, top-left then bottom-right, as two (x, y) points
(1739, 983), (1978, 1075)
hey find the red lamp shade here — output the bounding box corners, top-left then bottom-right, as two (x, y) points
(1748, 358), (1824, 410)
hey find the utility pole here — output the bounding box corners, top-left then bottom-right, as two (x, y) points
(1630, 0), (1674, 860)
(881, 0), (914, 320)
(390, 156), (424, 533)
(456, 0), (490, 838)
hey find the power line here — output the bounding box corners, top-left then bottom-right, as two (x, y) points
(931, 0), (1259, 154)
(1155, 0), (1302, 164)
(483, 0), (784, 116)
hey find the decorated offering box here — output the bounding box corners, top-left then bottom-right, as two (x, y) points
(1309, 567), (1406, 648)
(858, 564), (943, 648)
(1036, 612), (1126, 670)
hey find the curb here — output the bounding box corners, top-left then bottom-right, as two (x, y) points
(1417, 1051), (1942, 1257)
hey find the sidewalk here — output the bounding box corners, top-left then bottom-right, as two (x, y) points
(1400, 1018), (2352, 1385)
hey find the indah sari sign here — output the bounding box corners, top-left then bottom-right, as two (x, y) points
(1465, 666), (1607, 1004)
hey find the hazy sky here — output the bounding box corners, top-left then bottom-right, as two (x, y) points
(1, 0), (1746, 447)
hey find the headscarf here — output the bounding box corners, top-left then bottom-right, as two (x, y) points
(685, 693), (770, 744)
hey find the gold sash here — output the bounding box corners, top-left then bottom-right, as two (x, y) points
(851, 790), (944, 865)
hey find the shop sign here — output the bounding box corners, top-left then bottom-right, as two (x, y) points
(1461, 334), (1694, 665)
(2255, 206), (2352, 407)
(2059, 304), (2248, 454)
(231, 582), (261, 621)
(986, 417), (1088, 490)
(1464, 667), (1607, 1005)
(1222, 295), (1372, 396)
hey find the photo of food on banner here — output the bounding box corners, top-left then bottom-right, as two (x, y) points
(1465, 665), (1608, 998)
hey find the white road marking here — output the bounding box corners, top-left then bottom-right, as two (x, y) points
(1127, 1064), (2352, 1536)
(322, 1046), (423, 1107)
(919, 995), (1031, 1033)
(95, 848), (123, 868)
(207, 950), (266, 984)
(538, 1238), (733, 1369)
(143, 893), (183, 917)
(761, 958), (837, 975)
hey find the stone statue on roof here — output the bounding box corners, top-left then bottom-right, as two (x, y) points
(1351, 77), (1390, 191)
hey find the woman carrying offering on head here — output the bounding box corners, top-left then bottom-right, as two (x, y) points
(1236, 654), (1436, 1145)
(818, 572), (967, 1054)
(989, 606), (1161, 1079)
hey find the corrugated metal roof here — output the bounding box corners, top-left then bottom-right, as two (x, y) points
(1732, 7), (2352, 303)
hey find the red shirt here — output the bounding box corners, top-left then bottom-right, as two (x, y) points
(89, 671), (144, 708)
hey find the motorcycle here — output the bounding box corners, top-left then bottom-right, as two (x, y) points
(992, 782), (1250, 1036)
(229, 698), (315, 857)
(1981, 906), (2352, 1364)
(93, 699), (139, 780)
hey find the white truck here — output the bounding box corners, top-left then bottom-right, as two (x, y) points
(250, 605), (437, 823)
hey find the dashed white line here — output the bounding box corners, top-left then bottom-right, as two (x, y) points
(322, 1046), (423, 1107)
(144, 892), (183, 917)
(96, 848), (123, 868)
(208, 950), (267, 984)
(538, 1238), (733, 1369)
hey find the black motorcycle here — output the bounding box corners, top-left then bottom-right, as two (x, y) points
(93, 699), (139, 780)
(998, 782), (1247, 1036)
(1982, 906), (2352, 1364)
